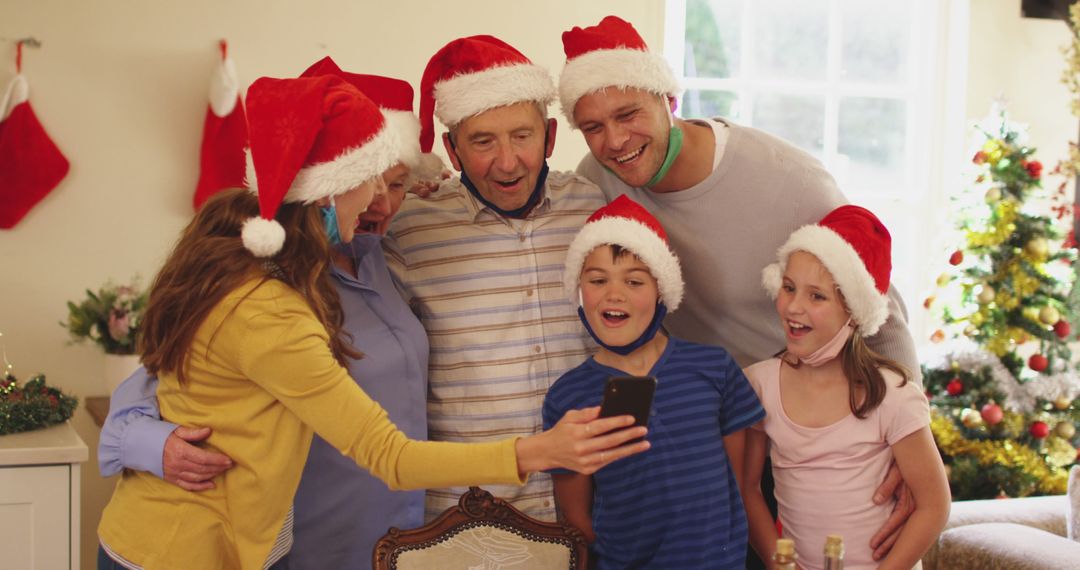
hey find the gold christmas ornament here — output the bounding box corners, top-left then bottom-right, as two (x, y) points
(1025, 237), (1049, 259)
(961, 408), (984, 428)
(975, 284), (996, 304)
(985, 187), (1002, 203)
(970, 311), (986, 326)
(1039, 306), (1061, 325)
(936, 273), (951, 288)
(1055, 421), (1076, 440)
(964, 324), (977, 337)
(1054, 397), (1073, 410)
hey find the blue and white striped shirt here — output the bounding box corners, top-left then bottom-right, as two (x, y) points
(543, 337), (766, 569)
(384, 171), (606, 521)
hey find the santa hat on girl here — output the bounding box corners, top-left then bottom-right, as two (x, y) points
(300, 57), (444, 181)
(564, 195), (684, 310)
(418, 35), (556, 153)
(559, 15), (680, 127)
(242, 75), (400, 257)
(762, 205), (893, 336)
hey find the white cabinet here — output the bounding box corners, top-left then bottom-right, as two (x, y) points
(0, 422), (88, 570)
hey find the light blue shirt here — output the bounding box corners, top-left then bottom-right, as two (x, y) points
(98, 233), (430, 569)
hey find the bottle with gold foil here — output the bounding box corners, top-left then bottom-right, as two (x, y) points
(773, 537), (797, 570)
(824, 534), (844, 570)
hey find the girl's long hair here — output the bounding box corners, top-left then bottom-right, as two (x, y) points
(139, 188), (361, 383)
(840, 332), (909, 419)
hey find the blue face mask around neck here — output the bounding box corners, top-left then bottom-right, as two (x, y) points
(320, 196), (342, 246)
(578, 301), (669, 356)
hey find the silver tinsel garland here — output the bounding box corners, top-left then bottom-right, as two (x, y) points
(922, 340), (1080, 413)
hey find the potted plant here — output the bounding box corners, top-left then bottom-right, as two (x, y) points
(61, 278), (148, 393)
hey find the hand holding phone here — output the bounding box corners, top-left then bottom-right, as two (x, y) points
(599, 376), (657, 433)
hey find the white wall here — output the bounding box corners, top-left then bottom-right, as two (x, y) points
(0, 1), (663, 566)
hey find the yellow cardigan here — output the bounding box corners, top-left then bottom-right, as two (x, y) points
(98, 278), (524, 570)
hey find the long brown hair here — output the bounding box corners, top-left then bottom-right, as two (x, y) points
(840, 333), (909, 418)
(139, 188), (361, 383)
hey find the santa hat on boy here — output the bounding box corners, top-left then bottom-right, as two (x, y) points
(558, 15), (680, 127)
(761, 205), (892, 336)
(564, 195), (684, 310)
(300, 57), (444, 181)
(418, 35), (556, 153)
(242, 75), (400, 257)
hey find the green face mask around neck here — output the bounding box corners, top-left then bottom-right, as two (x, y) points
(643, 124), (684, 188)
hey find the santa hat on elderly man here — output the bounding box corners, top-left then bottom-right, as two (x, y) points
(559, 15), (680, 127)
(418, 35), (557, 153)
(242, 74), (400, 257)
(300, 57), (444, 181)
(564, 195), (684, 311)
(762, 205), (893, 336)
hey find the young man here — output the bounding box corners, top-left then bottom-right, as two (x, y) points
(558, 15), (922, 561)
(383, 35), (609, 521)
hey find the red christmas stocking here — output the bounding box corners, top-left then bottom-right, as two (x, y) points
(193, 42), (248, 210)
(0, 74), (70, 229)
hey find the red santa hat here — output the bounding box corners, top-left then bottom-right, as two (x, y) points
(242, 75), (400, 257)
(762, 205), (893, 336)
(300, 57), (444, 181)
(193, 40), (248, 210)
(559, 15), (680, 127)
(418, 35), (556, 153)
(564, 195), (684, 310)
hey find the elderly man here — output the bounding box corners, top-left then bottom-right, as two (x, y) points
(384, 35), (607, 521)
(557, 15), (923, 563)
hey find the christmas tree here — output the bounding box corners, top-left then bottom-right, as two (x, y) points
(922, 106), (1080, 500)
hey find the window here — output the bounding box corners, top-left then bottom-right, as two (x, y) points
(665, 0), (969, 338)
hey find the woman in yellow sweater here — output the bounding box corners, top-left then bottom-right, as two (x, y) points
(97, 75), (649, 570)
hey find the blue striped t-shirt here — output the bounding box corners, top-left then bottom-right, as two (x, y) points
(542, 336), (765, 569)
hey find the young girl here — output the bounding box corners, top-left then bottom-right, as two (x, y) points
(743, 205), (950, 570)
(96, 75), (649, 570)
(543, 196), (765, 569)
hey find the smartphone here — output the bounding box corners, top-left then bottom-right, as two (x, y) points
(599, 376), (657, 433)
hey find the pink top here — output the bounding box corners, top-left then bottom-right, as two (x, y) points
(744, 358), (929, 570)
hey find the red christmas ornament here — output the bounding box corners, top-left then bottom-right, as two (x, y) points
(973, 150), (988, 164)
(1025, 160), (1043, 180)
(1030, 420), (1050, 439)
(1054, 320), (1071, 339)
(980, 402), (1003, 426)
(1029, 354), (1049, 372)
(948, 250), (964, 266)
(946, 378), (964, 396)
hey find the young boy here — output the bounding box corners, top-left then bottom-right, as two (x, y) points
(542, 196), (765, 569)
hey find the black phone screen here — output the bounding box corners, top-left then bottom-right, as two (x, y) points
(599, 376), (657, 429)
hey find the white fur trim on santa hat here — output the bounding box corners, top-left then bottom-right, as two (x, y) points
(208, 57), (240, 118)
(245, 123), (400, 204)
(434, 63), (556, 127)
(1, 75), (29, 122)
(242, 216), (286, 257)
(383, 109), (424, 169)
(761, 225), (890, 336)
(564, 217), (684, 311)
(559, 49), (679, 127)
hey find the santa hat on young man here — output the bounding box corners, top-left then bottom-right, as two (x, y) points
(300, 57), (444, 181)
(559, 15), (680, 127)
(564, 195), (684, 311)
(418, 35), (556, 153)
(762, 205), (893, 336)
(242, 75), (400, 257)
